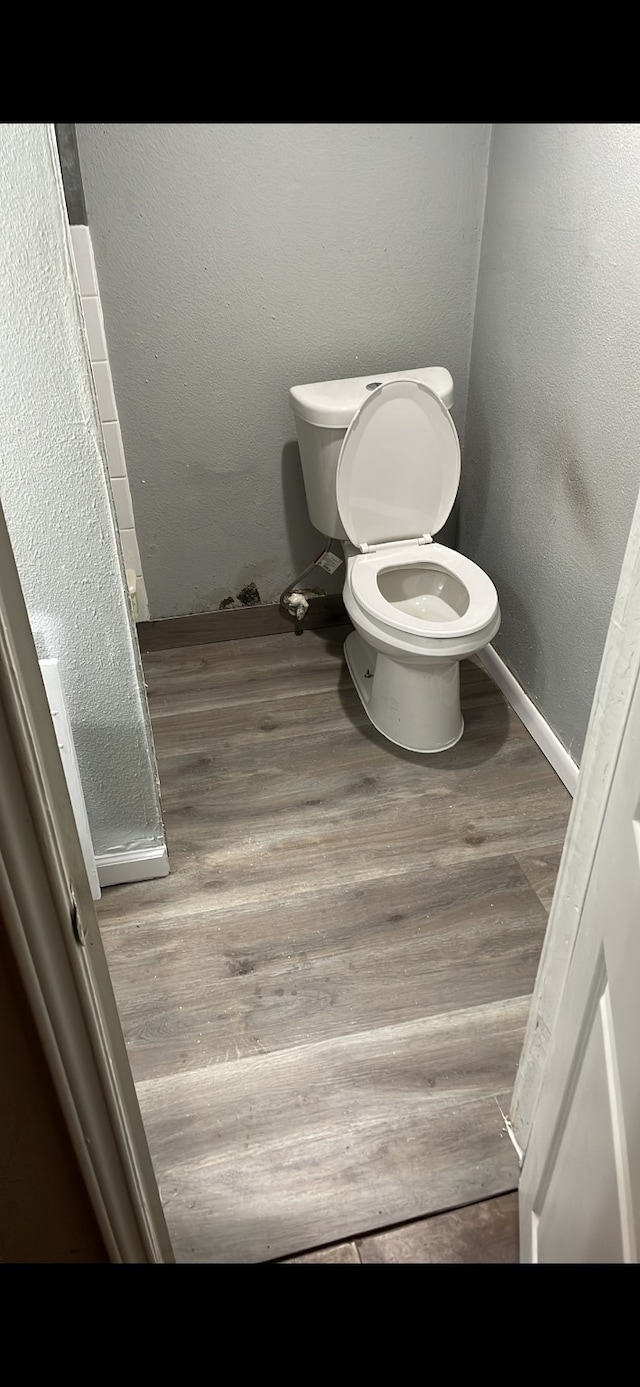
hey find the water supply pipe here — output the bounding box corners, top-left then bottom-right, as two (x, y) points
(279, 539), (337, 628)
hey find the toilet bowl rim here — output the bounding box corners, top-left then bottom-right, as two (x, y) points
(347, 541), (499, 640)
(343, 585), (501, 662)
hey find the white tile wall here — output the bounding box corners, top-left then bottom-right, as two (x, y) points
(81, 295), (107, 361)
(70, 225), (97, 295)
(92, 360), (118, 421)
(102, 421), (126, 478)
(70, 225), (149, 621)
(119, 527), (142, 573)
(134, 573), (150, 622)
(111, 476), (135, 530)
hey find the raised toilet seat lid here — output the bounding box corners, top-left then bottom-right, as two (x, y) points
(336, 378), (461, 549)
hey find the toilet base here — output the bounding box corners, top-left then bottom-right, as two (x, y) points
(344, 630), (464, 754)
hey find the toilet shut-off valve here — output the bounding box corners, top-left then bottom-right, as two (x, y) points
(279, 538), (341, 627)
(283, 591), (309, 621)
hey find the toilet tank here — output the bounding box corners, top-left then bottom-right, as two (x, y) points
(289, 366), (454, 540)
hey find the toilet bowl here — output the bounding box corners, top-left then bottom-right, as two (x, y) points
(289, 368), (500, 753)
(343, 540), (500, 751)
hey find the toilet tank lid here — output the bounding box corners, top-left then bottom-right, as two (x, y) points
(289, 365), (454, 428)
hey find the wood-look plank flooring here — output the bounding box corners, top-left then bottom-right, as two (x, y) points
(98, 626), (571, 1263)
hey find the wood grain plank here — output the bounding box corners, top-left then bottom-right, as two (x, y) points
(137, 597), (349, 652)
(148, 693), (516, 771)
(97, 779), (570, 936)
(97, 779), (570, 935)
(145, 624), (352, 681)
(143, 643), (501, 722)
(356, 1191), (519, 1263)
(143, 639), (496, 690)
(144, 642), (504, 720)
(154, 710), (549, 823)
(137, 998), (524, 1262)
(148, 686), (566, 859)
(102, 855), (547, 1082)
(515, 848), (564, 912)
(144, 626), (351, 711)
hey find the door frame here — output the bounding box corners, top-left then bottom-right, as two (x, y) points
(0, 498), (173, 1263)
(512, 481), (640, 1151)
(4, 400), (637, 1261)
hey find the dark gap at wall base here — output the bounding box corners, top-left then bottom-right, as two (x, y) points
(136, 595), (350, 653)
(54, 124), (87, 225)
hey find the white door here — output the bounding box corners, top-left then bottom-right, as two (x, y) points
(516, 494), (640, 1263)
(0, 497), (173, 1262)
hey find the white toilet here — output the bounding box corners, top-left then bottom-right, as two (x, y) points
(289, 366), (500, 754)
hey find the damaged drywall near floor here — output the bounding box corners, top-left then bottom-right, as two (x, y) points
(219, 581), (263, 611)
(218, 579), (330, 612)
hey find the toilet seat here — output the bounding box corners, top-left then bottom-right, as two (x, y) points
(336, 378), (498, 646)
(349, 541), (499, 640)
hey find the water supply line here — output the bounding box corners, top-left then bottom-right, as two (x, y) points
(279, 538), (339, 628)
(284, 590), (311, 622)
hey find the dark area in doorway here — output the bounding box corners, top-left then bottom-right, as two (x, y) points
(54, 124), (86, 225)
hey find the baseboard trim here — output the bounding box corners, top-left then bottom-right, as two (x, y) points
(96, 845), (170, 888)
(477, 644), (579, 797)
(137, 595), (349, 652)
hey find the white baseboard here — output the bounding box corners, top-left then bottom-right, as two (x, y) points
(96, 844), (170, 888)
(477, 644), (579, 797)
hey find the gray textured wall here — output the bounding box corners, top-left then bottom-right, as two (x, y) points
(0, 124), (165, 859)
(461, 124), (640, 762)
(76, 123), (491, 619)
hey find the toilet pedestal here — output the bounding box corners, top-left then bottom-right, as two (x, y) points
(344, 630), (464, 754)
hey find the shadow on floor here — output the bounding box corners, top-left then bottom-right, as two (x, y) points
(336, 664), (512, 770)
